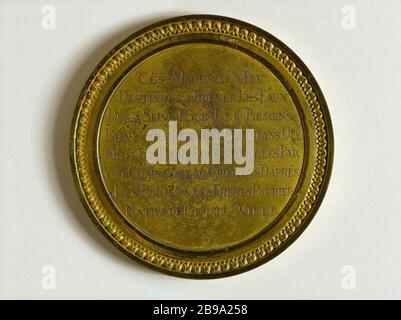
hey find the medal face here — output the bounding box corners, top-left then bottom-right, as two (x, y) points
(71, 15), (333, 278)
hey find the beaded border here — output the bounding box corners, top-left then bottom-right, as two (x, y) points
(72, 17), (329, 276)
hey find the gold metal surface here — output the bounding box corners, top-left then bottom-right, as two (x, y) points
(70, 15), (333, 278)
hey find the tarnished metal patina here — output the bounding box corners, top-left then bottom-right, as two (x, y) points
(70, 15), (333, 278)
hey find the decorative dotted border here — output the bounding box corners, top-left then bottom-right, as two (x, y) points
(73, 18), (328, 275)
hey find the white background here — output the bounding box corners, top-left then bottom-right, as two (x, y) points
(1, 0), (400, 299)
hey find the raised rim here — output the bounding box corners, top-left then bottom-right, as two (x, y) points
(70, 14), (334, 279)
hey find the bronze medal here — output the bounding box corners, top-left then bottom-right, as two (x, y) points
(71, 15), (333, 278)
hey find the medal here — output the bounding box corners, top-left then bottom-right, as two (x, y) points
(71, 15), (333, 278)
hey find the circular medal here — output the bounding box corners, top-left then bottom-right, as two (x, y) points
(71, 15), (333, 278)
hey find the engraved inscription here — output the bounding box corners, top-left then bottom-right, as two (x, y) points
(97, 43), (304, 251)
